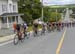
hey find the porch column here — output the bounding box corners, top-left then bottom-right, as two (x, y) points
(15, 16), (18, 23)
(17, 16), (19, 23)
(7, 17), (9, 28)
(18, 16), (22, 24)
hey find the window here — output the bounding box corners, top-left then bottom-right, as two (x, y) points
(2, 4), (7, 12)
(13, 5), (16, 12)
(1, 17), (7, 23)
(12, 16), (15, 22)
(8, 17), (12, 23)
(9, 4), (12, 12)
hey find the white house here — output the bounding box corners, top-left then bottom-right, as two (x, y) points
(0, 0), (24, 29)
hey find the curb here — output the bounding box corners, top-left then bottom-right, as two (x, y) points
(0, 29), (42, 43)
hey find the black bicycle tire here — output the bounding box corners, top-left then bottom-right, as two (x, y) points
(13, 34), (19, 45)
(21, 33), (26, 43)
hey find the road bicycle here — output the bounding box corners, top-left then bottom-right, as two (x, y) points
(33, 28), (39, 37)
(41, 27), (46, 35)
(13, 31), (30, 45)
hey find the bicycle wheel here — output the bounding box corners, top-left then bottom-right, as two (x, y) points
(33, 31), (37, 37)
(26, 33), (29, 39)
(21, 34), (25, 42)
(13, 34), (19, 45)
(41, 29), (44, 35)
(27, 32), (30, 39)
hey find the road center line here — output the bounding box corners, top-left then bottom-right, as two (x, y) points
(56, 28), (67, 54)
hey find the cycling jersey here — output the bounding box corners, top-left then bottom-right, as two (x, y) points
(16, 24), (20, 31)
(34, 23), (38, 28)
(23, 23), (27, 29)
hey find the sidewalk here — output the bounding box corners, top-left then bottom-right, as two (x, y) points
(0, 28), (15, 43)
(0, 29), (42, 43)
(0, 34), (15, 43)
(0, 28), (14, 37)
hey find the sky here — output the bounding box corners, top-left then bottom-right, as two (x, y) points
(40, 0), (75, 6)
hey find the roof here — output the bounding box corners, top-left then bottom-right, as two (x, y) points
(0, 13), (24, 17)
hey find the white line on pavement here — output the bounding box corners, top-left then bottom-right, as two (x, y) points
(0, 40), (13, 47)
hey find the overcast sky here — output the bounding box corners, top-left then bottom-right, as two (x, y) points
(40, 0), (75, 5)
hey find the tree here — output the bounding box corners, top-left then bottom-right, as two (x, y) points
(18, 0), (42, 23)
(43, 6), (51, 22)
(21, 12), (33, 24)
(50, 12), (61, 22)
(43, 7), (62, 22)
(18, 0), (62, 23)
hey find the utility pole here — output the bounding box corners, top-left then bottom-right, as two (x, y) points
(41, 0), (44, 21)
(56, 9), (57, 22)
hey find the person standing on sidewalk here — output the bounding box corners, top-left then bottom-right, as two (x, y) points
(13, 22), (17, 33)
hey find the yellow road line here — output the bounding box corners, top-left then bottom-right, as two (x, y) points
(56, 28), (67, 54)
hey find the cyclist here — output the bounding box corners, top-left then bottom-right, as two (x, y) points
(69, 22), (71, 27)
(72, 22), (75, 27)
(41, 23), (46, 34)
(23, 22), (28, 36)
(73, 22), (75, 27)
(56, 22), (61, 31)
(47, 22), (50, 32)
(61, 22), (64, 29)
(16, 24), (22, 40)
(66, 23), (69, 28)
(52, 22), (55, 32)
(33, 22), (38, 36)
(58, 22), (61, 31)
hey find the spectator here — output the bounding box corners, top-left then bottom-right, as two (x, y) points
(13, 22), (17, 33)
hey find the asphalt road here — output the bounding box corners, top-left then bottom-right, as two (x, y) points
(60, 27), (75, 54)
(0, 29), (64, 54)
(0, 27), (75, 54)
